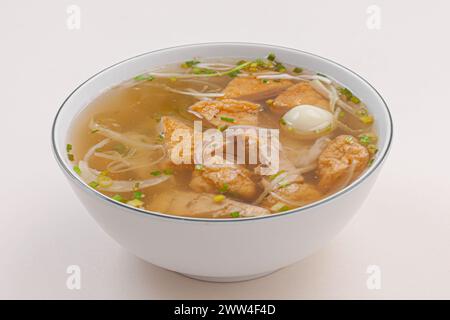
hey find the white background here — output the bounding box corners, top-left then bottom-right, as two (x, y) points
(1, 0), (449, 299)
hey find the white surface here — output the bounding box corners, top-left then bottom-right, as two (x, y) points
(0, 0), (449, 299)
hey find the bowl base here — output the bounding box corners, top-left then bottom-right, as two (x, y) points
(179, 269), (279, 283)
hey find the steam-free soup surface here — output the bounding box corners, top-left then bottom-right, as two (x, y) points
(68, 55), (378, 218)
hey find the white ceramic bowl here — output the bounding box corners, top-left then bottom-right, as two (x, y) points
(52, 43), (393, 282)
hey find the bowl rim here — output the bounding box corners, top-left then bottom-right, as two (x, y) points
(51, 42), (393, 223)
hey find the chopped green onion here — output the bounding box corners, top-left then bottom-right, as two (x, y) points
(66, 144), (72, 153)
(88, 181), (99, 189)
(133, 191), (143, 200)
(271, 202), (290, 212)
(350, 96), (361, 104)
(163, 168), (173, 175)
(98, 175), (113, 188)
(368, 158), (375, 167)
(220, 116), (235, 123)
(219, 183), (229, 194)
(357, 108), (368, 116)
(269, 170), (285, 181)
(228, 70), (240, 78)
(151, 170), (161, 176)
(134, 74), (154, 81)
(279, 118), (287, 125)
(367, 144), (378, 155)
(213, 194), (226, 203)
(90, 129), (99, 134)
(345, 136), (354, 143)
(133, 182), (140, 191)
(261, 79), (269, 84)
(293, 67), (303, 74)
(67, 154), (74, 161)
(360, 115), (374, 125)
(192, 67), (216, 75)
(274, 62), (286, 72)
(230, 211), (240, 218)
(195, 164), (204, 171)
(266, 99), (274, 105)
(73, 165), (81, 175)
(359, 135), (371, 146)
(218, 125), (228, 132)
(181, 60), (200, 68)
(267, 53), (276, 61)
(112, 194), (125, 202)
(339, 87), (353, 99)
(339, 87), (361, 105)
(316, 73), (328, 78)
(127, 199), (144, 208)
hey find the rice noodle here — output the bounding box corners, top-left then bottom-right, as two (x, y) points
(311, 80), (374, 133)
(256, 73), (332, 84)
(78, 160), (170, 192)
(194, 62), (235, 71)
(268, 191), (309, 207)
(253, 170), (302, 205)
(164, 86), (225, 98)
(295, 136), (331, 167)
(178, 78), (223, 91)
(78, 138), (169, 192)
(309, 80), (339, 112)
(94, 149), (167, 174)
(89, 121), (164, 151)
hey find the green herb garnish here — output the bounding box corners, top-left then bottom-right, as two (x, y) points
(195, 164), (204, 171)
(269, 170), (285, 181)
(88, 181), (99, 189)
(133, 191), (143, 200)
(134, 74), (154, 81)
(151, 170), (161, 176)
(73, 165), (81, 175)
(163, 168), (173, 175)
(181, 60), (200, 68)
(228, 70), (241, 78)
(219, 183), (229, 194)
(66, 144), (72, 153)
(220, 116), (235, 123)
(218, 125), (228, 132)
(68, 154), (74, 161)
(274, 62), (286, 72)
(350, 96), (361, 104)
(230, 211), (240, 218)
(359, 135), (371, 146)
(192, 67), (216, 75)
(267, 53), (276, 61)
(112, 194), (125, 202)
(293, 67), (303, 74)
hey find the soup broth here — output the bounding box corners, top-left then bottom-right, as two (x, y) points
(68, 54), (378, 218)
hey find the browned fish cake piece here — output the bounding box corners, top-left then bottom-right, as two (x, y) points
(317, 135), (369, 192)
